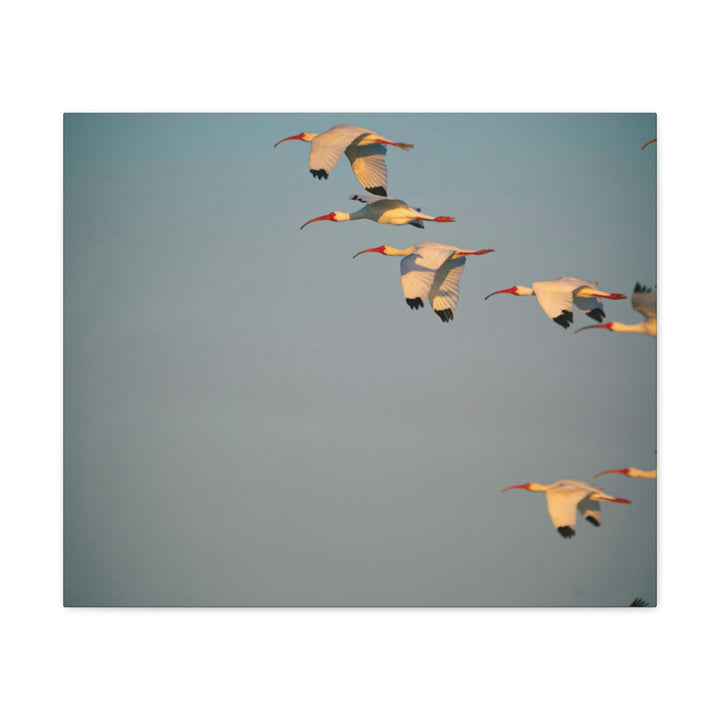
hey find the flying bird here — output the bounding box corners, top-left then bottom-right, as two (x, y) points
(575, 283), (656, 337)
(352, 242), (494, 323)
(484, 277), (626, 329)
(300, 193), (455, 230)
(594, 467), (657, 479)
(501, 479), (632, 538)
(273, 124), (413, 196)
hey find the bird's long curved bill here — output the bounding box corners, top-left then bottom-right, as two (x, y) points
(573, 324), (604, 334)
(273, 134), (305, 148)
(300, 213), (335, 230)
(352, 246), (385, 259)
(593, 469), (625, 479)
(500, 484), (525, 493)
(484, 288), (514, 301)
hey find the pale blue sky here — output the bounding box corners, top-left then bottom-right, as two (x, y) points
(64, 113), (656, 606)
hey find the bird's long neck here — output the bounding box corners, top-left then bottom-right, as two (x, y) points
(605, 321), (654, 335)
(382, 246), (414, 257)
(628, 468), (657, 479)
(333, 212), (351, 222)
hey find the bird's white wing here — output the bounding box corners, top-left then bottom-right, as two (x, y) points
(348, 192), (393, 205)
(545, 483), (593, 537)
(428, 256), (466, 322)
(571, 280), (606, 322)
(400, 244), (457, 307)
(345, 143), (389, 196)
(577, 497), (602, 527)
(308, 125), (368, 179)
(632, 283), (657, 320)
(532, 278), (582, 328)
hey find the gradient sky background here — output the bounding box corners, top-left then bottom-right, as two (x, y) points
(64, 113), (656, 606)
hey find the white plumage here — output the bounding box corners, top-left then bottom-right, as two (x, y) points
(501, 479), (632, 538)
(352, 241), (494, 323)
(274, 124), (413, 196)
(485, 276), (627, 329)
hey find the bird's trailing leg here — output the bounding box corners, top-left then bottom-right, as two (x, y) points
(430, 216), (456, 223)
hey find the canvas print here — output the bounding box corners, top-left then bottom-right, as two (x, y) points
(64, 113), (657, 606)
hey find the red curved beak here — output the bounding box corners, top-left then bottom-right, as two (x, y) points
(484, 287), (515, 301)
(574, 322), (612, 334)
(300, 213), (336, 230)
(273, 133), (305, 148)
(352, 246), (385, 259)
(501, 483), (529, 493)
(593, 468), (629, 479)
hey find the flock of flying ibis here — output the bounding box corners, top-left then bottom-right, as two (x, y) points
(274, 122), (656, 547)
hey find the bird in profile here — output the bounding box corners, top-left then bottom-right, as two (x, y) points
(501, 479), (632, 538)
(484, 277), (626, 329)
(300, 193), (455, 230)
(273, 124), (414, 196)
(352, 241), (494, 323)
(575, 283), (656, 337)
(594, 467), (657, 479)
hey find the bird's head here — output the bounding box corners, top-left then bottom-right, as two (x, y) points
(273, 132), (315, 147)
(352, 245), (389, 258)
(484, 285), (532, 300)
(300, 211), (343, 230)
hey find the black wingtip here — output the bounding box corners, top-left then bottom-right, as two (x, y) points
(587, 308), (605, 323)
(585, 516), (600, 527)
(552, 310), (574, 329)
(434, 308), (454, 323)
(406, 297), (424, 310)
(557, 526), (576, 538)
(630, 598), (650, 607)
(309, 169), (329, 180)
(634, 283), (652, 294)
(364, 186), (387, 197)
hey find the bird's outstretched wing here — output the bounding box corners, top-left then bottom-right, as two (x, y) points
(577, 497), (602, 527)
(631, 283), (657, 321)
(308, 125), (370, 181)
(532, 278), (585, 328)
(348, 192), (393, 205)
(400, 244), (457, 312)
(545, 482), (594, 537)
(345, 142), (389, 196)
(428, 256), (466, 323)
(571, 280), (606, 323)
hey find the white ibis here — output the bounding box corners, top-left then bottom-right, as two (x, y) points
(300, 193), (455, 230)
(575, 283), (656, 337)
(352, 242), (494, 323)
(501, 479), (632, 538)
(484, 277), (626, 329)
(594, 467), (657, 479)
(273, 124), (413, 196)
